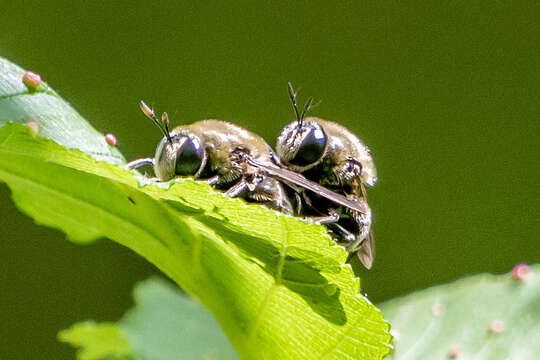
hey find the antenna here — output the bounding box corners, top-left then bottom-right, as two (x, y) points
(287, 82), (313, 129)
(288, 82), (301, 124)
(300, 97), (313, 124)
(161, 112), (171, 141)
(140, 100), (172, 144)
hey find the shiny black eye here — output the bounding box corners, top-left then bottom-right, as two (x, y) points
(175, 136), (204, 176)
(289, 127), (327, 166)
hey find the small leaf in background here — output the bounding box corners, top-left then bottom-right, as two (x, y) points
(60, 277), (237, 360)
(58, 322), (133, 360)
(0, 55), (392, 359)
(380, 264), (540, 359)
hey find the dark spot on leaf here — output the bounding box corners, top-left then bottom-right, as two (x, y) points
(128, 196), (136, 205)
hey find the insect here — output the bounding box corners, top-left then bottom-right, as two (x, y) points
(126, 101), (294, 214)
(272, 83), (378, 269)
(127, 100), (372, 250)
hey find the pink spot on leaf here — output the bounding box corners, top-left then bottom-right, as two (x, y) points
(23, 71), (42, 89)
(512, 263), (530, 281)
(104, 133), (118, 147)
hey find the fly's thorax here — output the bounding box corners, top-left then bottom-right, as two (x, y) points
(275, 117), (328, 172)
(187, 119), (275, 186)
(316, 119), (378, 187)
(193, 120), (271, 158)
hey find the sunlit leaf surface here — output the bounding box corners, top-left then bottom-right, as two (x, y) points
(0, 57), (391, 359)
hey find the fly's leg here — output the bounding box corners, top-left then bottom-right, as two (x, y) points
(126, 158), (160, 183)
(301, 209), (340, 224)
(126, 158), (154, 170)
(293, 191), (303, 215)
(223, 173), (262, 198)
(206, 175), (220, 186)
(328, 222), (357, 243)
(224, 180), (248, 197)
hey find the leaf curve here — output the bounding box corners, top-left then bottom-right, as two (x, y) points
(0, 56), (392, 359)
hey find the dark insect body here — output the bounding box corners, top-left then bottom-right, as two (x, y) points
(272, 83), (378, 269)
(127, 101), (293, 214)
(126, 98), (378, 268)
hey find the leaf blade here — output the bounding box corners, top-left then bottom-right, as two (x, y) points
(0, 55), (392, 359)
(0, 57), (125, 165)
(58, 322), (133, 360)
(380, 264), (540, 359)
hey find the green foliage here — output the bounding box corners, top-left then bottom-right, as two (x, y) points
(0, 57), (391, 359)
(60, 278), (237, 360)
(58, 322), (133, 360)
(380, 264), (540, 359)
(63, 267), (540, 360)
(0, 58), (124, 165)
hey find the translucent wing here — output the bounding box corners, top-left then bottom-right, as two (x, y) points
(246, 157), (368, 214)
(351, 183), (375, 269)
(357, 229), (375, 269)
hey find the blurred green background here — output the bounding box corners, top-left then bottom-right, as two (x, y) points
(1, 1), (538, 359)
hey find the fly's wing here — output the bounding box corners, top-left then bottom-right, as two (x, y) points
(351, 183), (375, 269)
(357, 230), (375, 269)
(246, 157), (368, 215)
(250, 155), (376, 269)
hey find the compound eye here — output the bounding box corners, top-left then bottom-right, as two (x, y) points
(289, 126), (327, 167)
(175, 136), (205, 176)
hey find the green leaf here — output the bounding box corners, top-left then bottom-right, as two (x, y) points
(380, 264), (540, 359)
(60, 277), (237, 360)
(0, 57), (391, 359)
(0, 57), (125, 165)
(58, 322), (133, 360)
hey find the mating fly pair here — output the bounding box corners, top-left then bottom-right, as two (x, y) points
(126, 84), (377, 268)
